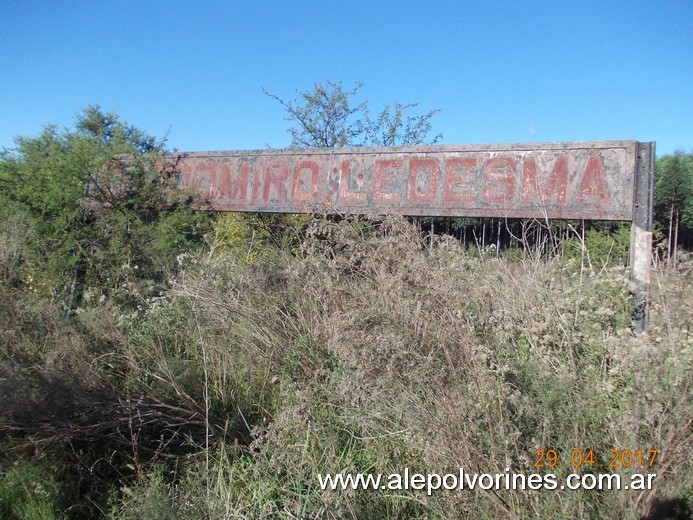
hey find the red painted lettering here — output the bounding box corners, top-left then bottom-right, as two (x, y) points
(407, 158), (439, 203)
(482, 157), (516, 204)
(292, 160), (319, 200)
(216, 161), (249, 201)
(338, 160), (366, 203)
(443, 158), (477, 203)
(373, 159), (404, 203)
(251, 161), (262, 201)
(577, 156), (608, 203)
(521, 156), (568, 205)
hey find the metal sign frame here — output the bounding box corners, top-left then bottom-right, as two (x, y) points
(629, 142), (655, 333)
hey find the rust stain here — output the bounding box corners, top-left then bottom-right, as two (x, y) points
(169, 141), (638, 220)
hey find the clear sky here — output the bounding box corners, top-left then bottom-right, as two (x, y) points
(1, 1), (691, 156)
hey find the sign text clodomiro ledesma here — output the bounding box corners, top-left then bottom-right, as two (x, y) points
(172, 141), (636, 220)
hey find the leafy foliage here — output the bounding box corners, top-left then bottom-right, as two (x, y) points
(2, 204), (691, 518)
(210, 212), (311, 265)
(561, 222), (631, 269)
(0, 461), (64, 520)
(0, 106), (212, 309)
(654, 151), (693, 256)
(655, 152), (693, 226)
(263, 80), (442, 148)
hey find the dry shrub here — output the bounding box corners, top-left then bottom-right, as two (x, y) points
(112, 216), (690, 519)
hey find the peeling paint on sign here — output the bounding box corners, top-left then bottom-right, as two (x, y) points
(170, 141), (638, 220)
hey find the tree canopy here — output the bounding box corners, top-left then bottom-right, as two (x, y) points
(263, 80), (442, 148)
(654, 151), (693, 258)
(0, 106), (212, 309)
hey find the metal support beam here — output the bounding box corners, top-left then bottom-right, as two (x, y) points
(630, 141), (655, 333)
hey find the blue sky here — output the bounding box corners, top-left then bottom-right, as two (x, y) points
(1, 1), (691, 156)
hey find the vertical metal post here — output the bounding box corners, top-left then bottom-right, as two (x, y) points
(630, 142), (655, 333)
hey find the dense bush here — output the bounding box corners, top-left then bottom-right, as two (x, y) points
(0, 106), (213, 311)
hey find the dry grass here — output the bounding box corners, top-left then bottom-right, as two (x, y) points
(118, 216), (689, 519)
(2, 216), (691, 519)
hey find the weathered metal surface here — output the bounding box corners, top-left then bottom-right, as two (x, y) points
(170, 141), (639, 220)
(630, 141), (655, 333)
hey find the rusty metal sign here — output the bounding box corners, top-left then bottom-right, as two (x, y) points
(170, 141), (638, 220)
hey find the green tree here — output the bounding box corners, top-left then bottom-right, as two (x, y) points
(654, 151), (693, 263)
(0, 106), (212, 309)
(263, 80), (442, 148)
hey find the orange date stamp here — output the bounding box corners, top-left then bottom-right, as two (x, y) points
(533, 449), (657, 469)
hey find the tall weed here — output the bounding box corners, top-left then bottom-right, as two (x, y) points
(4, 215), (689, 519)
(107, 216), (692, 519)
